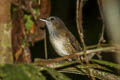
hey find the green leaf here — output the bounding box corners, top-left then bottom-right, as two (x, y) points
(0, 64), (46, 80)
(44, 67), (71, 80)
(33, 8), (40, 17)
(60, 67), (120, 80)
(24, 15), (34, 33)
(91, 59), (120, 70)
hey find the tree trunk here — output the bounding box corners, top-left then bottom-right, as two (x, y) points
(0, 0), (13, 64)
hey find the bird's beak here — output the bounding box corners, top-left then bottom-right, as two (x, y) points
(40, 19), (48, 23)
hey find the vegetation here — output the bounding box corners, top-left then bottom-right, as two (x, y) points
(0, 0), (120, 80)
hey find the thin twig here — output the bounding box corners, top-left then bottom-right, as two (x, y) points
(76, 0), (86, 49)
(98, 25), (105, 46)
(44, 29), (48, 59)
(97, 0), (105, 46)
(97, 0), (105, 60)
(76, 1), (95, 80)
(59, 68), (120, 80)
(34, 46), (116, 65)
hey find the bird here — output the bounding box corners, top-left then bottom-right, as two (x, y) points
(40, 16), (94, 60)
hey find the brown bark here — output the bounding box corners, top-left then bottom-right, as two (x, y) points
(12, 0), (51, 63)
(12, 9), (31, 63)
(0, 0), (13, 64)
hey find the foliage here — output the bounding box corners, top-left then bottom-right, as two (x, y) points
(91, 59), (120, 70)
(0, 60), (120, 80)
(24, 15), (34, 33)
(0, 64), (71, 80)
(0, 0), (120, 80)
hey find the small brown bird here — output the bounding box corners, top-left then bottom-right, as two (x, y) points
(40, 16), (94, 60)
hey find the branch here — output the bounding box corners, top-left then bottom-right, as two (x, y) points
(76, 0), (86, 49)
(34, 46), (116, 65)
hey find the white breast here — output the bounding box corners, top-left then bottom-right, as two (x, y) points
(50, 37), (69, 56)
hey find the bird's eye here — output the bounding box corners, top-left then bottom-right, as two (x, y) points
(50, 17), (55, 21)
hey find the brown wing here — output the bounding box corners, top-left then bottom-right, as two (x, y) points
(63, 31), (82, 54)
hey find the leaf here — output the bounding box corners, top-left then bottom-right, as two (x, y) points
(60, 67), (120, 80)
(24, 15), (34, 33)
(0, 64), (46, 80)
(44, 67), (71, 80)
(91, 59), (120, 70)
(34, 8), (40, 17)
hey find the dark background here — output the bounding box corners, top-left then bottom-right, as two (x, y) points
(30, 0), (110, 79)
(31, 0), (103, 59)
